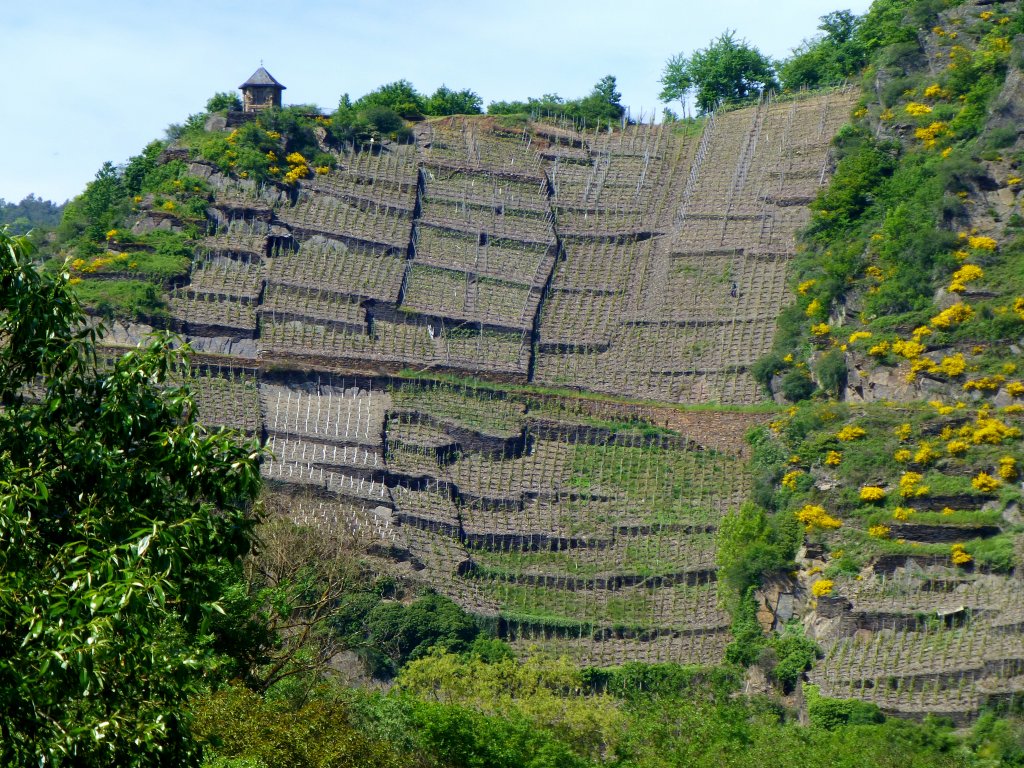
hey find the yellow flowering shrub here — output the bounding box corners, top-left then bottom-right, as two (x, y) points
(946, 439), (969, 456)
(805, 298), (823, 317)
(998, 456), (1018, 481)
(824, 450), (842, 466)
(899, 472), (929, 497)
(810, 322), (831, 337)
(285, 151), (307, 166)
(880, 108), (894, 121)
(1015, 298), (1024, 321)
(971, 471), (1001, 492)
(970, 416), (1020, 444)
(868, 525), (891, 539)
(892, 339), (925, 359)
(923, 84), (949, 99)
(1003, 404), (1024, 414)
(797, 279), (817, 295)
(836, 425), (866, 441)
(963, 375), (1005, 392)
(914, 442), (941, 465)
(894, 423), (912, 441)
(968, 235), (997, 250)
(935, 354), (966, 377)
(847, 331), (872, 344)
(914, 121), (948, 148)
(905, 102), (933, 116)
(315, 166), (330, 175)
(949, 264), (984, 292)
(950, 543), (972, 565)
(1005, 382), (1024, 397)
(894, 449), (912, 462)
(781, 470), (803, 490)
(930, 303), (974, 328)
(811, 580), (835, 597)
(892, 506), (915, 521)
(796, 504), (842, 531)
(283, 164), (310, 184)
(868, 341), (891, 357)
(860, 486), (887, 502)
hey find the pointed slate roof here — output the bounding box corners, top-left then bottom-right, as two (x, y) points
(239, 67), (286, 90)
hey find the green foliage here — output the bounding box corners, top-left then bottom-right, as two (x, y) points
(751, 351), (786, 392)
(729, 606), (819, 693)
(582, 662), (742, 701)
(192, 685), (406, 768)
(660, 30), (778, 114)
(717, 502), (799, 601)
(780, 11), (868, 90)
(122, 140), (167, 197)
(815, 349), (848, 398)
(965, 534), (1017, 574)
(58, 161), (128, 245)
(397, 650), (626, 759)
(411, 701), (591, 768)
(0, 229), (263, 765)
(424, 85), (483, 116)
(808, 128), (899, 241)
(805, 684), (885, 729)
(0, 193), (64, 235)
(70, 278), (165, 320)
(768, 624), (820, 693)
(354, 79), (425, 120)
(780, 368), (816, 402)
(488, 76), (626, 126)
(365, 591), (481, 675)
(724, 588), (766, 666)
(206, 91), (242, 113)
(330, 94), (411, 146)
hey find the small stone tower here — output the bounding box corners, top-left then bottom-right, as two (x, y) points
(239, 66), (285, 112)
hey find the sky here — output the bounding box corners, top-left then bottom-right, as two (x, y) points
(1, 0), (873, 204)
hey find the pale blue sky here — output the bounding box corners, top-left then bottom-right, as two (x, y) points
(1, 0), (872, 203)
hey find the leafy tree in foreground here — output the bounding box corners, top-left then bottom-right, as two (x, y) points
(660, 30), (778, 114)
(0, 228), (263, 765)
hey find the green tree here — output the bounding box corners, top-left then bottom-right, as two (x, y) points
(779, 10), (867, 90)
(660, 30), (778, 114)
(206, 91), (243, 113)
(573, 75), (626, 124)
(424, 85), (483, 116)
(0, 228), (263, 765)
(354, 80), (425, 120)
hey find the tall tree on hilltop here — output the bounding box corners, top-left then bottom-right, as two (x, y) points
(660, 30), (778, 114)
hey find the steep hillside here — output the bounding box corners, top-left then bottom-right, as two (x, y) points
(53, 0), (1024, 726)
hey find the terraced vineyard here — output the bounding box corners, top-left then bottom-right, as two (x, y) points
(89, 90), (847, 663)
(81, 84), (1024, 719)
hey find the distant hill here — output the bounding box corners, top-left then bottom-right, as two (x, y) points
(0, 194), (64, 234)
